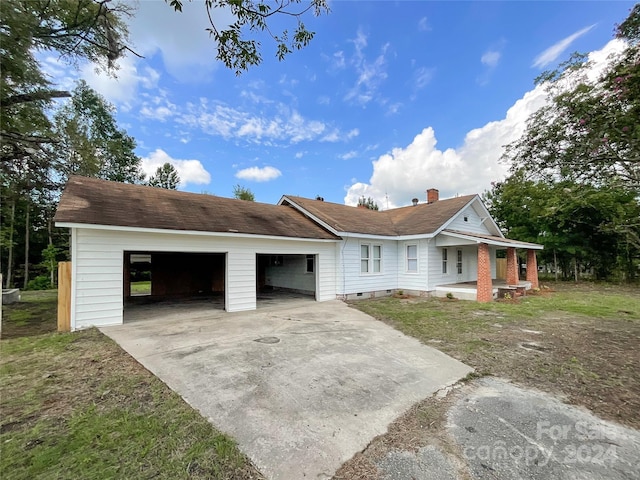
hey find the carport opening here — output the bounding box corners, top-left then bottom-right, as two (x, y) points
(124, 251), (226, 311)
(256, 254), (317, 305)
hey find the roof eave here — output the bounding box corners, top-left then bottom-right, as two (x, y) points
(55, 222), (341, 242)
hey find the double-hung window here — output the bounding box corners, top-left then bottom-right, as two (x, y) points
(406, 244), (418, 273)
(442, 248), (448, 274)
(361, 244), (382, 274)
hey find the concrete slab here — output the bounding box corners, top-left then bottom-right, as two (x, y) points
(101, 300), (472, 480)
(447, 377), (640, 479)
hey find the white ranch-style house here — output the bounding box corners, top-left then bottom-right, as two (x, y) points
(54, 176), (542, 330)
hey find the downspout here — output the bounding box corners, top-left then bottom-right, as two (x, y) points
(340, 234), (349, 298)
(426, 238), (431, 291)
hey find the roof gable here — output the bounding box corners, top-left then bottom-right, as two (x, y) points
(54, 176), (339, 240)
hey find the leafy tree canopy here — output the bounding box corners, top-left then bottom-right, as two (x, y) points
(53, 80), (144, 184)
(167, 0), (330, 74)
(233, 184), (255, 201)
(503, 5), (640, 191)
(357, 196), (379, 210)
(148, 163), (181, 190)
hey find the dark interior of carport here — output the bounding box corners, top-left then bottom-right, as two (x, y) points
(123, 252), (225, 308)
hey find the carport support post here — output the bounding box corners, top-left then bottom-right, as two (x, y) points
(477, 243), (493, 302)
(506, 247), (518, 286)
(526, 249), (539, 289)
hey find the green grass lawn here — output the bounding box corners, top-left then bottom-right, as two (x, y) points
(351, 282), (640, 429)
(1, 293), (262, 479)
(130, 281), (151, 295)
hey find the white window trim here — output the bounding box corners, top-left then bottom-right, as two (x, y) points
(360, 243), (383, 275)
(406, 244), (418, 274)
(305, 254), (315, 274)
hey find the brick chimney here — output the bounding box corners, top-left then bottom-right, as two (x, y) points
(426, 188), (439, 204)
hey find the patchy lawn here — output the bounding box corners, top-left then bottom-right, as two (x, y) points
(1, 294), (262, 479)
(1, 290), (59, 338)
(334, 282), (640, 479)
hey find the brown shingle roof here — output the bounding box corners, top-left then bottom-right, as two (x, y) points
(444, 230), (543, 249)
(54, 176), (339, 240)
(283, 194), (477, 236)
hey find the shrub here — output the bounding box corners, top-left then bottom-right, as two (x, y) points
(26, 275), (52, 291)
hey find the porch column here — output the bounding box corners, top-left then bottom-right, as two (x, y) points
(506, 247), (518, 286)
(526, 249), (539, 289)
(477, 243), (493, 302)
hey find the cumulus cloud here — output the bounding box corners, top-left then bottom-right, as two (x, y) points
(141, 149), (211, 187)
(418, 17), (430, 32)
(346, 39), (624, 208)
(235, 166), (282, 182)
(532, 24), (595, 68)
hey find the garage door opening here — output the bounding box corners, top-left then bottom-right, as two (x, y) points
(256, 254), (317, 306)
(124, 251), (226, 311)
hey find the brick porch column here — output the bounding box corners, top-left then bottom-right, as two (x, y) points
(477, 243), (493, 302)
(526, 249), (539, 289)
(506, 247), (518, 286)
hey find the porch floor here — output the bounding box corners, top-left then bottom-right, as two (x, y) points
(434, 280), (532, 300)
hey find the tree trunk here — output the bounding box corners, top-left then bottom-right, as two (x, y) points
(6, 200), (16, 288)
(23, 204), (30, 289)
(553, 249), (558, 282)
(573, 256), (579, 283)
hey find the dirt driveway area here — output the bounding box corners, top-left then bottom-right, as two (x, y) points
(100, 299), (472, 480)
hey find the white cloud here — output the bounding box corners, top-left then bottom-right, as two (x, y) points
(178, 98), (354, 145)
(344, 30), (390, 106)
(128, 1), (233, 81)
(414, 66), (435, 89)
(81, 56), (160, 107)
(532, 24), (595, 68)
(235, 166), (282, 182)
(141, 149), (211, 187)
(295, 152), (305, 159)
(340, 151), (358, 160)
(481, 50), (501, 67)
(418, 17), (430, 32)
(346, 39), (624, 208)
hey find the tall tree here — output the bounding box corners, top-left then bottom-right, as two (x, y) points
(357, 196), (379, 211)
(52, 80), (144, 184)
(148, 163), (181, 190)
(233, 184), (255, 201)
(484, 173), (640, 281)
(503, 5), (640, 191)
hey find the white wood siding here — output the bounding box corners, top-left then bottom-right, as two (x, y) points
(71, 228), (337, 330)
(397, 239), (429, 291)
(447, 204), (493, 234)
(336, 237), (398, 294)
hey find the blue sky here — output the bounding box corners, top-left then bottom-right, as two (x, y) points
(44, 1), (635, 207)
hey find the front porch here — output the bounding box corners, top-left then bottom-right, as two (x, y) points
(436, 229), (544, 302)
(434, 280), (533, 301)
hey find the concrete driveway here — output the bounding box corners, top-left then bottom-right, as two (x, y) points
(101, 299), (472, 480)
